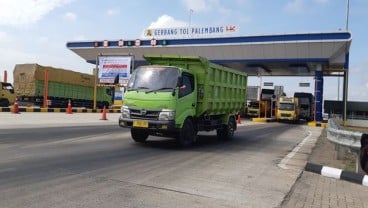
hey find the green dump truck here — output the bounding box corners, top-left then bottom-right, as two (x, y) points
(13, 64), (112, 108)
(119, 55), (247, 146)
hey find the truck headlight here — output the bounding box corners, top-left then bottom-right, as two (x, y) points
(159, 110), (175, 121)
(121, 106), (130, 119)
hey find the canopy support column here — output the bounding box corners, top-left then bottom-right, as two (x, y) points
(314, 64), (323, 123)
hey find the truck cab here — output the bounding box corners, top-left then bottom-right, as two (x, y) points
(247, 100), (260, 117)
(276, 97), (300, 122)
(0, 82), (15, 107)
(119, 65), (197, 145)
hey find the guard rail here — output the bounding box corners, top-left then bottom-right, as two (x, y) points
(326, 118), (365, 173)
(326, 118), (362, 151)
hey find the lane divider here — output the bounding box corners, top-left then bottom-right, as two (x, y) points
(305, 162), (368, 187)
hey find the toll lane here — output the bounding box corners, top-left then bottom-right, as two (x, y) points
(0, 122), (318, 208)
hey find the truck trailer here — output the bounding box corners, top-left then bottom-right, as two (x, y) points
(294, 92), (314, 121)
(13, 64), (112, 108)
(119, 55), (247, 147)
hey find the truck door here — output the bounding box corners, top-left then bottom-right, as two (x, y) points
(176, 72), (197, 124)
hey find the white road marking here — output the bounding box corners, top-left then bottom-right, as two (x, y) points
(278, 129), (312, 170)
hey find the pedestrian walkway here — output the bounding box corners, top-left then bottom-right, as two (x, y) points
(281, 129), (368, 208)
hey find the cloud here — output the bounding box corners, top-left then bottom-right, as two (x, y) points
(284, 0), (305, 13)
(38, 36), (49, 44)
(63, 12), (77, 21)
(0, 31), (13, 43)
(106, 8), (120, 16)
(0, 0), (72, 27)
(147, 15), (188, 29)
(141, 15), (188, 38)
(73, 35), (87, 41)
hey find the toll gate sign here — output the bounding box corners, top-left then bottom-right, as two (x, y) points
(98, 56), (132, 85)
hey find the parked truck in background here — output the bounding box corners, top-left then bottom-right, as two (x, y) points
(247, 100), (260, 117)
(294, 92), (314, 121)
(13, 64), (112, 108)
(119, 55), (247, 147)
(247, 100), (271, 117)
(276, 96), (301, 122)
(0, 82), (16, 107)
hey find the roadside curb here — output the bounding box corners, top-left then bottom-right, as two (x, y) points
(304, 162), (368, 186)
(307, 121), (327, 128)
(0, 107), (120, 113)
(251, 117), (276, 123)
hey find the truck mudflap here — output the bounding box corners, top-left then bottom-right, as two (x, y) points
(119, 117), (176, 131)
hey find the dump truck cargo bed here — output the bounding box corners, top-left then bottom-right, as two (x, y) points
(13, 64), (111, 107)
(144, 55), (247, 116)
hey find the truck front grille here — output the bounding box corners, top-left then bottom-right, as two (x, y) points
(281, 113), (291, 117)
(130, 109), (160, 120)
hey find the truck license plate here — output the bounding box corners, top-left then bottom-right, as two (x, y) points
(133, 120), (148, 128)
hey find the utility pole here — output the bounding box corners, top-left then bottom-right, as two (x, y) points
(346, 0), (350, 31)
(188, 9), (194, 28)
(188, 9), (194, 37)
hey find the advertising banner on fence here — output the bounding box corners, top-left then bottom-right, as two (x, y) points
(98, 56), (132, 85)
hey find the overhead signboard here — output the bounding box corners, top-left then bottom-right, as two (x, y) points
(98, 56), (132, 85)
(263, 82), (274, 87)
(299, 82), (310, 87)
(144, 25), (238, 39)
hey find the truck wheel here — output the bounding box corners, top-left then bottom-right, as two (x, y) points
(177, 119), (196, 147)
(131, 129), (149, 143)
(217, 116), (236, 140)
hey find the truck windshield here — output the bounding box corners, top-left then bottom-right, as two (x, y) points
(1, 83), (14, 93)
(248, 102), (259, 108)
(127, 66), (179, 92)
(278, 103), (295, 111)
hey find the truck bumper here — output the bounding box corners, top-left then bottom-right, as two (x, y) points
(119, 117), (177, 132)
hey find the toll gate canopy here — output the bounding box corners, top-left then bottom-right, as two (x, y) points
(66, 31), (352, 122)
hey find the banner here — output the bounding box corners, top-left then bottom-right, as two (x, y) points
(98, 56), (132, 85)
(144, 25), (238, 39)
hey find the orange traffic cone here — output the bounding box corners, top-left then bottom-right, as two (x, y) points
(66, 99), (72, 114)
(100, 105), (107, 120)
(13, 97), (20, 114)
(237, 114), (241, 124)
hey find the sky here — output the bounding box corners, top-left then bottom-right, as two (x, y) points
(0, 0), (368, 101)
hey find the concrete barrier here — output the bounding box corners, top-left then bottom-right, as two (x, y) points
(0, 107), (121, 113)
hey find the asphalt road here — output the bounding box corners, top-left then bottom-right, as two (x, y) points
(0, 122), (315, 208)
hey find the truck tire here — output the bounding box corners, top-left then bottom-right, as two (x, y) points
(217, 116), (236, 140)
(177, 119), (196, 147)
(131, 129), (149, 143)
